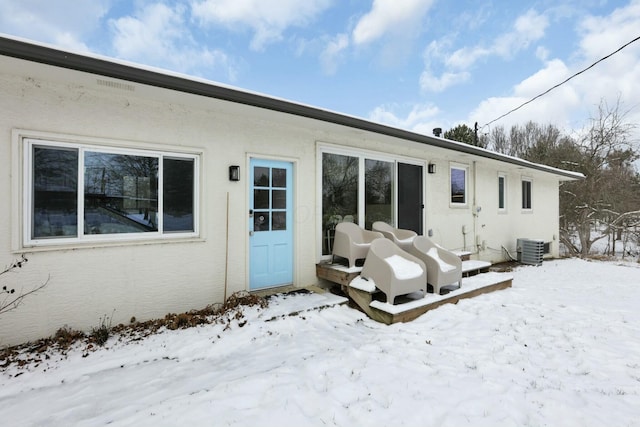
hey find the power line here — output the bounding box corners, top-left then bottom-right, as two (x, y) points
(480, 34), (640, 130)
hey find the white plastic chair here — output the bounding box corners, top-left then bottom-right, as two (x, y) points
(332, 222), (383, 267)
(360, 238), (427, 304)
(371, 221), (417, 251)
(407, 236), (462, 295)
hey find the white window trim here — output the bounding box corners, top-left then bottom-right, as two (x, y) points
(521, 176), (533, 211)
(22, 137), (200, 248)
(449, 163), (469, 208)
(498, 172), (507, 213)
(316, 142), (425, 260)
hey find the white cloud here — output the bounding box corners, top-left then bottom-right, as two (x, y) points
(191, 0), (332, 51)
(110, 3), (238, 81)
(369, 103), (440, 134)
(536, 46), (550, 61)
(444, 46), (490, 70)
(513, 59), (570, 97)
(422, 9), (549, 93)
(0, 0), (110, 51)
(320, 33), (350, 75)
(469, 0), (640, 139)
(419, 70), (470, 92)
(447, 9), (549, 70)
(351, 0), (435, 46)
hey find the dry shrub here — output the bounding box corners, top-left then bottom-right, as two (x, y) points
(1, 291), (268, 372)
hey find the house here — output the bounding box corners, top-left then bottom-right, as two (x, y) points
(0, 36), (583, 346)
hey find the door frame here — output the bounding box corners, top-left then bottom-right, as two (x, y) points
(246, 154), (298, 290)
(316, 143), (426, 261)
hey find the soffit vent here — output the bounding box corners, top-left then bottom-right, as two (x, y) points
(96, 79), (135, 92)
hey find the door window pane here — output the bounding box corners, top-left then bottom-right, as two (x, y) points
(164, 158), (195, 232)
(254, 167), (269, 187)
(365, 159), (394, 229)
(322, 153), (359, 255)
(254, 211), (269, 231)
(272, 212), (286, 230)
(272, 190), (286, 209)
(272, 168), (286, 188)
(32, 146), (78, 238)
(254, 189), (270, 209)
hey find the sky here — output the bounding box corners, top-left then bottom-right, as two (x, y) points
(1, 257), (640, 426)
(0, 0), (639, 141)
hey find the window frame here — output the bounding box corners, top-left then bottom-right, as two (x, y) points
(521, 177), (533, 211)
(317, 143), (425, 257)
(498, 172), (507, 212)
(449, 163), (469, 207)
(23, 137), (200, 247)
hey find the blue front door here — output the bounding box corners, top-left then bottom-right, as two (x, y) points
(249, 159), (293, 290)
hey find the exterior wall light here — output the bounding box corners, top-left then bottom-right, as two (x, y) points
(428, 163), (436, 174)
(229, 165), (240, 181)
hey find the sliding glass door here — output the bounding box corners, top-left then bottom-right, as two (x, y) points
(321, 149), (424, 256)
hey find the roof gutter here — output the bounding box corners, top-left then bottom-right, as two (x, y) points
(0, 35), (584, 181)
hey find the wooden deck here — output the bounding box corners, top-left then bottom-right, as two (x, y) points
(316, 260), (512, 324)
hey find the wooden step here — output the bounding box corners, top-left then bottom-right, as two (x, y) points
(348, 272), (513, 324)
(461, 260), (492, 277)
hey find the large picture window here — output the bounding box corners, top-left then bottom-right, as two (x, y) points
(26, 139), (198, 245)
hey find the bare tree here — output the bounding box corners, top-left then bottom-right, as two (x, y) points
(483, 98), (639, 257)
(558, 98), (638, 255)
(1, 255), (49, 316)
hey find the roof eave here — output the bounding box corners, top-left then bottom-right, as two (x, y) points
(0, 35), (585, 181)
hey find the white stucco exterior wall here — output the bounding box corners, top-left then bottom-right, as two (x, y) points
(0, 54), (568, 346)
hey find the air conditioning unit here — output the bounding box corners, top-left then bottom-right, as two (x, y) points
(516, 238), (544, 266)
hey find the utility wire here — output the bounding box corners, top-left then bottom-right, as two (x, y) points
(480, 34), (640, 130)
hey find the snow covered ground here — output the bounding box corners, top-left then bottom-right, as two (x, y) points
(1, 258), (640, 427)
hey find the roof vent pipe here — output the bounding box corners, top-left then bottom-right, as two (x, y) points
(433, 127), (442, 137)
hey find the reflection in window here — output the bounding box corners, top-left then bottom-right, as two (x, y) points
(254, 211), (269, 231)
(272, 212), (286, 230)
(322, 153), (358, 255)
(451, 166), (467, 204)
(32, 146), (78, 239)
(252, 165), (288, 233)
(254, 167), (269, 187)
(84, 152), (158, 234)
(272, 168), (286, 187)
(522, 179), (532, 209)
(28, 139), (197, 243)
(365, 159), (394, 229)
(164, 158), (195, 232)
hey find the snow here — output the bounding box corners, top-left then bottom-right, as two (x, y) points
(427, 247), (457, 272)
(384, 254), (424, 279)
(2, 258), (640, 426)
(370, 272), (512, 314)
